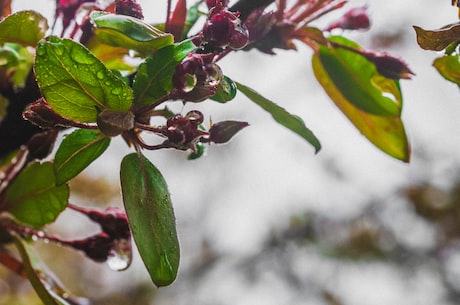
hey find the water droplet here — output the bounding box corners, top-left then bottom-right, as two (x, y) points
(105, 81), (111, 86)
(71, 48), (96, 65)
(106, 238), (132, 271)
(111, 87), (122, 95)
(36, 47), (46, 56)
(96, 71), (105, 80)
(53, 44), (65, 56)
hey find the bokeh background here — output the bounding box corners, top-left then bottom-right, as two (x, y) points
(5, 0), (460, 304)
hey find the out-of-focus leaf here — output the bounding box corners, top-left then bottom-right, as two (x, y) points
(54, 129), (110, 185)
(236, 81), (321, 153)
(414, 24), (460, 51)
(0, 45), (19, 67)
(0, 10), (48, 46)
(209, 120), (249, 143)
(90, 12), (174, 53)
(34, 36), (133, 123)
(166, 0), (187, 41)
(13, 234), (86, 305)
(182, 2), (201, 39)
(312, 53), (410, 162)
(1, 43), (34, 88)
(4, 162), (69, 227)
(12, 234), (60, 305)
(86, 35), (133, 72)
(0, 94), (8, 124)
(317, 36), (401, 116)
(133, 40), (196, 108)
(188, 143), (206, 160)
(210, 75), (237, 103)
(433, 55), (460, 85)
(120, 153), (179, 287)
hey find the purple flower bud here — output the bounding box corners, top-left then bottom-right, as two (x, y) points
(364, 52), (414, 80)
(23, 98), (75, 128)
(26, 129), (59, 160)
(115, 0), (144, 19)
(209, 120), (249, 144)
(206, 0), (229, 10)
(326, 7), (370, 31)
(70, 232), (114, 262)
(166, 111), (205, 145)
(203, 9), (249, 49)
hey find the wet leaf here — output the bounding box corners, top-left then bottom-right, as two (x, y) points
(34, 36), (133, 123)
(0, 10), (48, 46)
(90, 12), (174, 53)
(54, 129), (110, 185)
(133, 40), (196, 108)
(120, 152), (179, 287)
(414, 24), (460, 51)
(236, 81), (321, 153)
(4, 162), (69, 227)
(317, 36), (401, 116)
(433, 55), (460, 85)
(312, 52), (410, 162)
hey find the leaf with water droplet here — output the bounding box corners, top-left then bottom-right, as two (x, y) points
(133, 39), (196, 108)
(0, 10), (48, 46)
(120, 152), (179, 287)
(3, 161), (69, 227)
(54, 129), (110, 185)
(34, 36), (133, 123)
(107, 238), (132, 271)
(210, 75), (237, 103)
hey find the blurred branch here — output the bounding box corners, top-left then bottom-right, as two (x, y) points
(230, 0), (275, 21)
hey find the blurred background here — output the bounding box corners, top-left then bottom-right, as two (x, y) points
(4, 0), (460, 304)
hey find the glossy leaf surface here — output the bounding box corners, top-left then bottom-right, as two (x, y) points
(54, 129), (110, 185)
(133, 40), (196, 107)
(120, 153), (179, 287)
(34, 36), (133, 123)
(236, 81), (321, 153)
(4, 162), (69, 227)
(414, 24), (460, 51)
(317, 37), (401, 116)
(0, 10), (48, 46)
(312, 52), (410, 162)
(90, 12), (174, 53)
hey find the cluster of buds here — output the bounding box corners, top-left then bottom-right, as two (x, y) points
(202, 0), (249, 50)
(172, 53), (223, 102)
(163, 111), (207, 149)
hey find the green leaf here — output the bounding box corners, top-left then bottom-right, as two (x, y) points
(236, 81), (321, 153)
(317, 37), (401, 116)
(1, 43), (34, 88)
(34, 36), (133, 123)
(182, 3), (202, 40)
(0, 94), (8, 124)
(414, 24), (460, 51)
(4, 162), (69, 227)
(210, 75), (237, 103)
(13, 235), (61, 305)
(312, 52), (410, 162)
(54, 129), (110, 185)
(133, 40), (196, 108)
(90, 12), (174, 53)
(0, 10), (48, 46)
(433, 55), (460, 85)
(120, 152), (179, 287)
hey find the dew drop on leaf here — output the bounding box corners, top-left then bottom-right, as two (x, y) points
(106, 238), (132, 271)
(111, 87), (121, 95)
(96, 71), (105, 80)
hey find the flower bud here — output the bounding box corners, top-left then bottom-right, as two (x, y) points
(326, 7), (370, 31)
(115, 0), (144, 19)
(364, 52), (414, 79)
(97, 109), (135, 137)
(203, 9), (249, 49)
(23, 98), (74, 128)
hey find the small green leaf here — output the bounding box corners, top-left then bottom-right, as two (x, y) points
(34, 36), (133, 123)
(414, 24), (460, 51)
(54, 129), (110, 185)
(236, 81), (321, 153)
(317, 37), (401, 116)
(90, 12), (174, 53)
(210, 75), (237, 103)
(433, 55), (460, 85)
(0, 10), (48, 46)
(120, 152), (179, 287)
(312, 52), (410, 162)
(182, 3), (202, 40)
(133, 40), (196, 108)
(4, 162), (69, 227)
